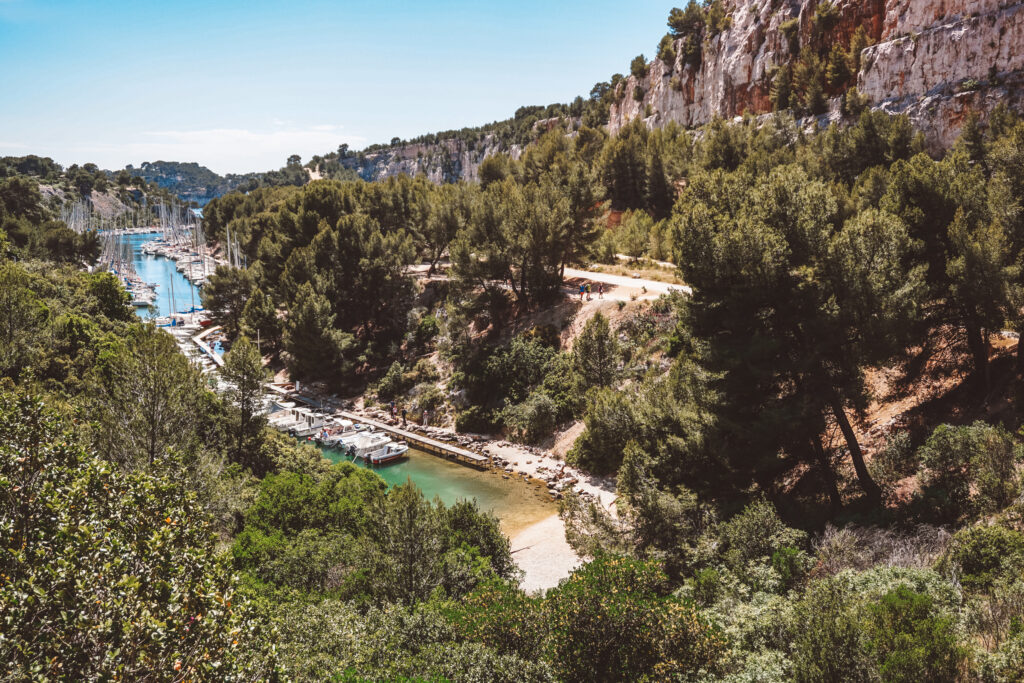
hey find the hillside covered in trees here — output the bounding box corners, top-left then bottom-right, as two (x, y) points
(4, 2), (1024, 680)
(186, 103), (1024, 678)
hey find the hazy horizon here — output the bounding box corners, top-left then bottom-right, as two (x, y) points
(0, 0), (669, 174)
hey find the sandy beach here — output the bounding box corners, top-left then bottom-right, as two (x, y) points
(510, 513), (582, 592)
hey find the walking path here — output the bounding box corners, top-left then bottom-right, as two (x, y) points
(562, 267), (691, 297)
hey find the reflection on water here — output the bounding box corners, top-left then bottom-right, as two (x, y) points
(123, 232), (203, 318)
(321, 445), (555, 535)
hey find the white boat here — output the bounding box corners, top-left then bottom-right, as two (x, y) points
(290, 410), (328, 437)
(268, 406), (305, 430)
(369, 442), (409, 465)
(340, 432), (393, 460)
(321, 422), (371, 447)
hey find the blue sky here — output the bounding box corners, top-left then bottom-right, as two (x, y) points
(0, 0), (669, 174)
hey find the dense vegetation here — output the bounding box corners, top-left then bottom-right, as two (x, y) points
(191, 101), (1024, 679)
(3, 5), (1024, 676)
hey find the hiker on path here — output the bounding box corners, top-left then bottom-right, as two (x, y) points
(579, 283), (585, 300)
(585, 283), (592, 301)
(597, 282), (604, 299)
(401, 408), (407, 426)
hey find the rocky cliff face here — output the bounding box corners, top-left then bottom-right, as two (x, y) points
(341, 134), (523, 184)
(863, 1), (1024, 148)
(609, 0), (1024, 150)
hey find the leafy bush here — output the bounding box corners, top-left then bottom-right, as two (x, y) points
(772, 546), (810, 588)
(409, 357), (441, 384)
(721, 499), (807, 566)
(814, 0), (840, 33)
(0, 391), (277, 678)
(567, 387), (636, 474)
(630, 54), (648, 79)
(412, 312), (439, 349)
(942, 524), (1024, 590)
(692, 567), (722, 606)
(871, 430), (919, 495)
(791, 578), (871, 681)
(657, 34), (676, 65)
(455, 405), (499, 434)
(375, 360), (407, 400)
(503, 390), (558, 443)
(864, 586), (966, 682)
(543, 555), (726, 681)
(917, 421), (1021, 521)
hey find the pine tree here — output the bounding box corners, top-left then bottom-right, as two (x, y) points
(283, 282), (355, 384)
(241, 287), (281, 352)
(826, 43), (850, 88)
(771, 64), (793, 112)
(646, 143), (674, 220)
(222, 335), (268, 473)
(573, 312), (620, 389)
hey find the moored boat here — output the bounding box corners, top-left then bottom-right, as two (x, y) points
(368, 442), (409, 465)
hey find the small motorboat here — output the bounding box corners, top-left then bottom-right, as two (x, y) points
(369, 442), (409, 465)
(343, 432), (393, 460)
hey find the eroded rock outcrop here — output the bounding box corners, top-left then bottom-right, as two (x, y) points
(609, 0), (1024, 150)
(340, 134), (523, 184)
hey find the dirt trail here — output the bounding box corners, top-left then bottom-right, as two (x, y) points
(563, 267), (691, 298)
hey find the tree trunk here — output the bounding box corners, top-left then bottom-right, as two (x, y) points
(828, 393), (881, 505)
(811, 435), (842, 514)
(965, 321), (990, 390)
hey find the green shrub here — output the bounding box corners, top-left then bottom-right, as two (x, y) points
(630, 54), (648, 79)
(772, 546), (810, 588)
(413, 313), (439, 348)
(633, 85), (645, 102)
(448, 579), (547, 661)
(917, 421), (1021, 521)
(567, 387), (636, 475)
(721, 499), (807, 566)
(503, 390), (558, 443)
(864, 586), (966, 682)
(871, 430), (919, 494)
(0, 391), (277, 678)
(693, 567), (721, 606)
(543, 554), (726, 681)
(409, 357), (440, 384)
(375, 360), (407, 400)
(814, 1), (839, 33)
(982, 630), (1024, 682)
(657, 34), (676, 65)
(455, 405), (499, 434)
(943, 524), (1024, 590)
(412, 382), (445, 415)
(792, 578), (871, 681)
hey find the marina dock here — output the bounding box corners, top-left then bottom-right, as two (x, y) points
(267, 384), (493, 469)
(336, 410), (492, 469)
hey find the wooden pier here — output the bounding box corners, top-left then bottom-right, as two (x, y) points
(336, 410), (491, 469)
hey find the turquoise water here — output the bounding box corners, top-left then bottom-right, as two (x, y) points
(119, 229), (554, 533)
(320, 444), (555, 534)
(122, 232), (202, 318)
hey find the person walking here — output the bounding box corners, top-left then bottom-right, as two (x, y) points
(597, 282), (604, 299)
(585, 283), (592, 301)
(401, 407), (407, 426)
(579, 283), (585, 300)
